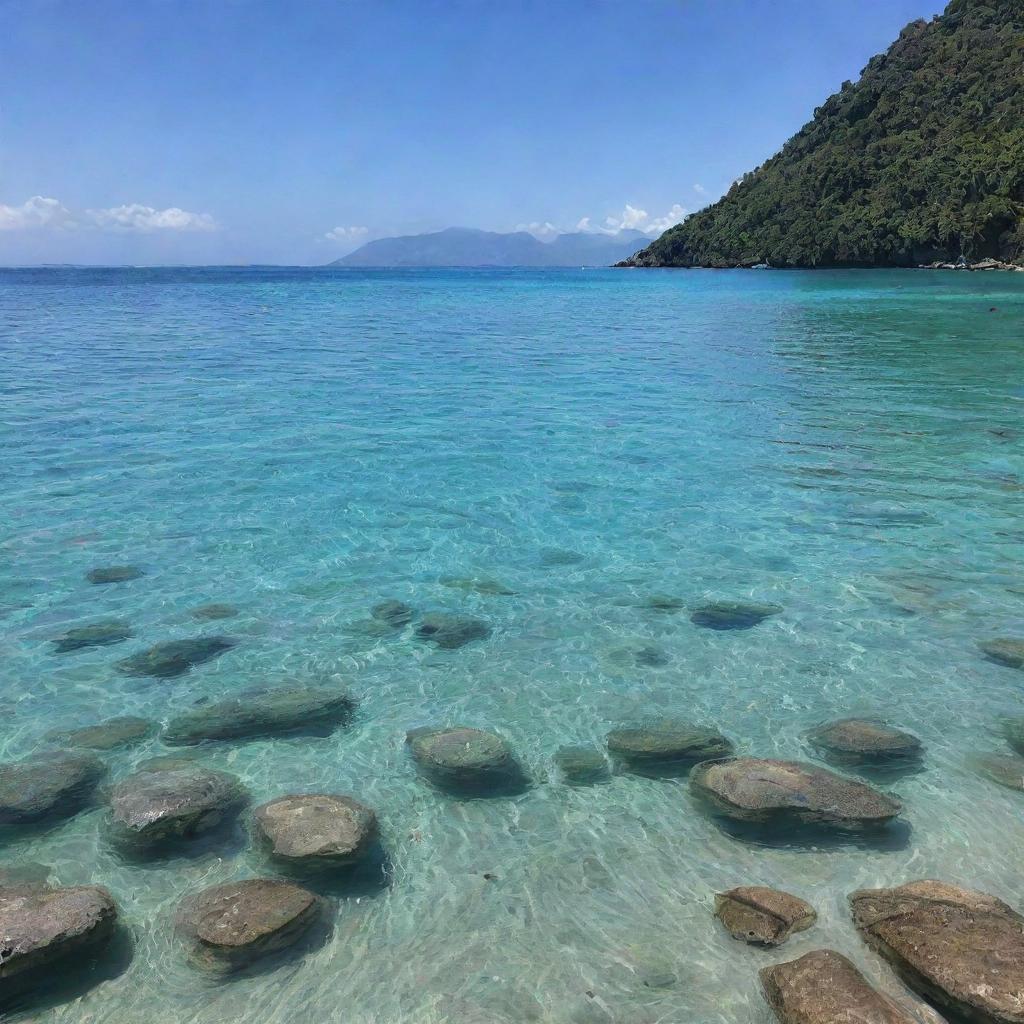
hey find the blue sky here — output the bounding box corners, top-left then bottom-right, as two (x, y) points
(0, 0), (945, 265)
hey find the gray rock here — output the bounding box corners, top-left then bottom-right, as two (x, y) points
(176, 878), (320, 971)
(86, 565), (144, 585)
(162, 686), (355, 745)
(971, 753), (1024, 791)
(761, 949), (942, 1024)
(0, 751), (105, 824)
(414, 612), (490, 650)
(190, 603), (239, 621)
(691, 757), (901, 828)
(254, 794), (377, 864)
(110, 763), (247, 846)
(115, 636), (236, 678)
(690, 600), (783, 630)
(715, 886), (816, 946)
(850, 880), (1024, 1024)
(607, 720), (732, 770)
(45, 716), (152, 751)
(0, 884), (117, 980)
(52, 619), (133, 653)
(371, 599), (415, 627)
(407, 725), (526, 793)
(554, 745), (610, 785)
(979, 638), (1024, 669)
(808, 718), (922, 766)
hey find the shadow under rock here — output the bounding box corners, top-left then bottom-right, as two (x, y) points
(0, 924), (134, 1017)
(705, 812), (913, 853)
(109, 815), (249, 867)
(265, 840), (393, 900)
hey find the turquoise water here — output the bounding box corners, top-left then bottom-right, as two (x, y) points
(1, 267), (1022, 1023)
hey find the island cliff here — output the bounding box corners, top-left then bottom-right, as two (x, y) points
(620, 0), (1024, 269)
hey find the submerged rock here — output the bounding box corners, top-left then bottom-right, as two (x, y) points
(972, 753), (1024, 791)
(691, 757), (901, 829)
(979, 638), (1024, 669)
(109, 763), (247, 847)
(0, 884), (117, 981)
(0, 863), (52, 893)
(715, 886), (816, 946)
(607, 720), (733, 771)
(554, 745), (610, 785)
(162, 686), (355, 745)
(808, 718), (922, 766)
(414, 612), (490, 650)
(52, 619), (133, 653)
(1002, 719), (1024, 757)
(441, 577), (515, 596)
(86, 565), (144, 585)
(176, 878), (320, 971)
(641, 594), (686, 613)
(371, 599), (415, 627)
(850, 880), (1024, 1024)
(407, 726), (526, 794)
(538, 548), (584, 566)
(115, 636), (236, 678)
(606, 643), (671, 668)
(0, 751), (105, 824)
(760, 949), (940, 1024)
(190, 603), (239, 621)
(45, 715), (152, 751)
(254, 794), (377, 865)
(690, 600), (783, 631)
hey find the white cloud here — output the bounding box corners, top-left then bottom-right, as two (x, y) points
(87, 204), (216, 232)
(325, 225), (369, 241)
(644, 203), (687, 232)
(575, 216), (591, 232)
(605, 204), (650, 232)
(693, 183), (707, 195)
(515, 221), (559, 240)
(600, 202), (687, 234)
(0, 195), (217, 233)
(0, 195), (75, 231)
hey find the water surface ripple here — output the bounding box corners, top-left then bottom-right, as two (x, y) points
(1, 267), (1022, 1023)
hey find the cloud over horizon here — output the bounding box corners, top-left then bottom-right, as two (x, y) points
(0, 196), (217, 233)
(324, 225), (369, 241)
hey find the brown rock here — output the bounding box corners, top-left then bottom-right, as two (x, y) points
(0, 884), (117, 980)
(808, 718), (921, 765)
(691, 757), (901, 828)
(850, 880), (1024, 1024)
(253, 794), (377, 864)
(715, 886), (816, 946)
(761, 949), (945, 1024)
(176, 878), (320, 971)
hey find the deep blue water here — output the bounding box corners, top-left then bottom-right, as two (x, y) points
(1, 267), (1022, 1023)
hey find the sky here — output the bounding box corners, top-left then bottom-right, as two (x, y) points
(0, 0), (947, 266)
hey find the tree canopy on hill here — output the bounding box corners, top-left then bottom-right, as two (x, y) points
(623, 0), (1024, 268)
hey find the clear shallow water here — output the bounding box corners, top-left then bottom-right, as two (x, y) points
(0, 266), (1022, 1023)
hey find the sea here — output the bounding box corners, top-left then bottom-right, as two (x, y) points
(1, 266), (1022, 1023)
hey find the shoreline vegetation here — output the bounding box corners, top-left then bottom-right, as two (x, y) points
(619, 0), (1024, 272)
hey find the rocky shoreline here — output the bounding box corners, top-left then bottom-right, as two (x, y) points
(615, 256), (1024, 271)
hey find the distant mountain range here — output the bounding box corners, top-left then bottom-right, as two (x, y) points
(329, 227), (654, 267)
